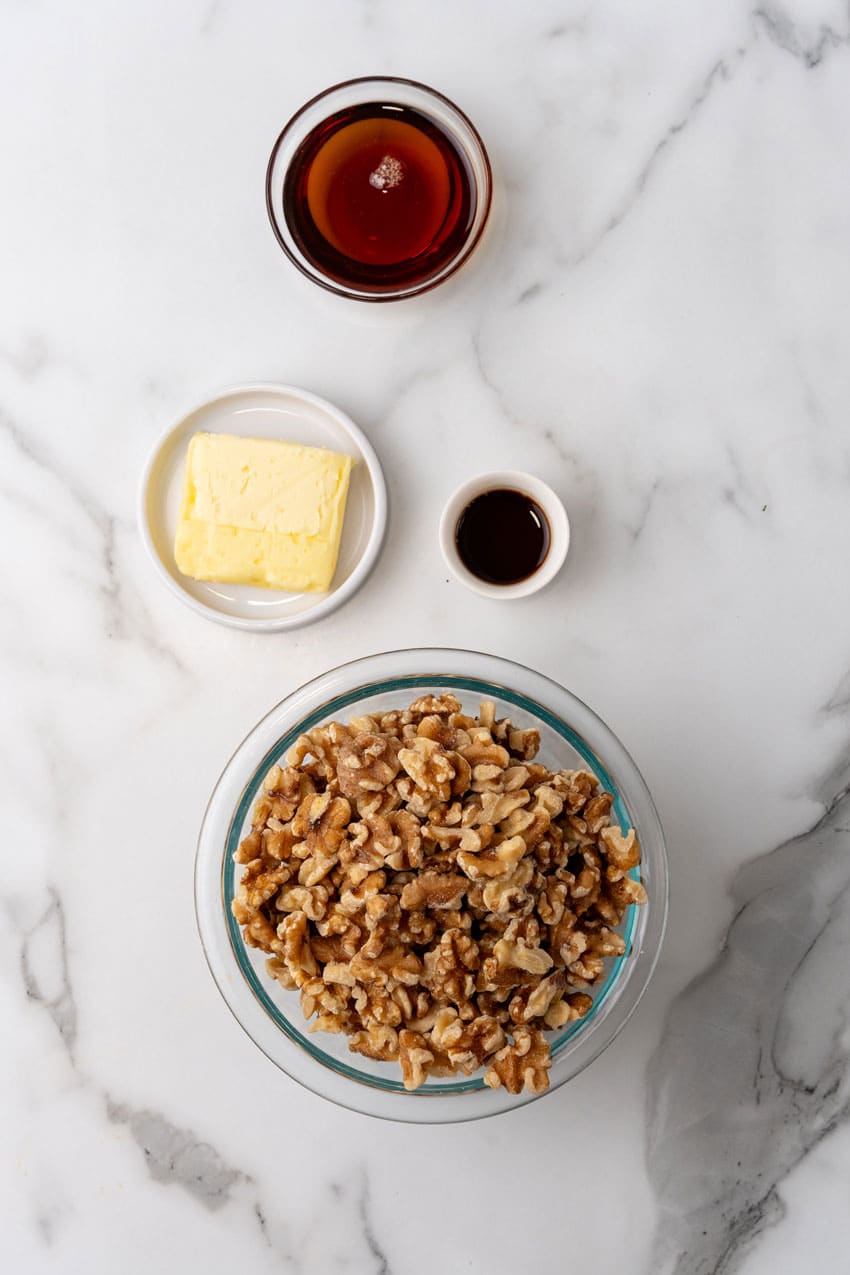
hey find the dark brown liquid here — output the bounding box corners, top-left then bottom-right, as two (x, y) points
(282, 102), (475, 293)
(455, 489), (550, 585)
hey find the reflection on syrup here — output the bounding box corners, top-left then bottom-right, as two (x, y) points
(455, 489), (551, 585)
(283, 102), (475, 292)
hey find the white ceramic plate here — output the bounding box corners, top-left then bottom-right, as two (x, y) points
(138, 384), (387, 631)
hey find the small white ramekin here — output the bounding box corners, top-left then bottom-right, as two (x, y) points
(439, 470), (570, 599)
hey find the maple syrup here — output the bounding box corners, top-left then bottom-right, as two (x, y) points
(455, 489), (551, 585)
(282, 101), (476, 294)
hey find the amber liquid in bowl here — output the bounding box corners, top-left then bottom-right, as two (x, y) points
(282, 102), (475, 293)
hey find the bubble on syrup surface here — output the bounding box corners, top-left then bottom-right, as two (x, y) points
(369, 154), (405, 191)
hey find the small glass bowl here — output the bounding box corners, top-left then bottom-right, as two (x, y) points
(195, 649), (668, 1123)
(265, 77), (493, 302)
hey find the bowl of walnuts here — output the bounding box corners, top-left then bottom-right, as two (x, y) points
(195, 648), (668, 1122)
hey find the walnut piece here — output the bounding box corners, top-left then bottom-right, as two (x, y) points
(336, 733), (400, 800)
(484, 1027), (552, 1095)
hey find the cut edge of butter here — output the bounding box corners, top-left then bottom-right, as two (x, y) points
(174, 432), (355, 593)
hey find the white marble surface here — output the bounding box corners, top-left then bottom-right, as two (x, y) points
(3, 1), (850, 1271)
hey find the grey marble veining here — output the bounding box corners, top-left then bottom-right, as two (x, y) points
(647, 769), (850, 1274)
(3, 1), (850, 1270)
(356, 1173), (393, 1275)
(15, 886), (251, 1205)
(12, 880), (399, 1273)
(19, 889), (77, 1059)
(568, 56), (739, 271)
(756, 3), (850, 67)
(105, 1100), (245, 1211)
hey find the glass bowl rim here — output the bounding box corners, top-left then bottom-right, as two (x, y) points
(195, 647), (669, 1123)
(264, 75), (494, 303)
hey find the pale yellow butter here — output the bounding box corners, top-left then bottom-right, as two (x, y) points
(174, 432), (354, 593)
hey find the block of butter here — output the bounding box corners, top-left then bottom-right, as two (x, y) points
(174, 432), (354, 593)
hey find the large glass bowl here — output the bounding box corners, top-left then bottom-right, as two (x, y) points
(195, 649), (668, 1122)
